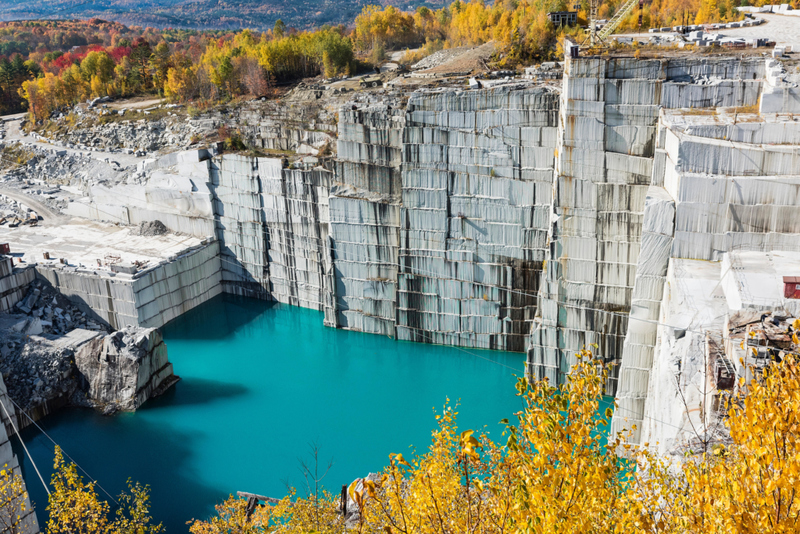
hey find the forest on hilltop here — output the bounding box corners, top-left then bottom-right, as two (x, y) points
(0, 0), (449, 31)
(0, 0), (780, 120)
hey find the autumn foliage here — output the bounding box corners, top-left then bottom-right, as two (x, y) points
(46, 448), (162, 534)
(192, 350), (800, 533)
(21, 348), (800, 532)
(1, 0), (758, 122)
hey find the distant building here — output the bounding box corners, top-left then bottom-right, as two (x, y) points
(548, 11), (578, 27)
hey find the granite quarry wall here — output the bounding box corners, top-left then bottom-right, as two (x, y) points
(10, 53), (800, 453)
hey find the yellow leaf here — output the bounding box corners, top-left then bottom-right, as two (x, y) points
(348, 480), (359, 503)
(364, 479), (376, 499)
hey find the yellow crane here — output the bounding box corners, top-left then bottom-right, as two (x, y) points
(584, 0), (644, 48)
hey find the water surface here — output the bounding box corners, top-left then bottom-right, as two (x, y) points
(16, 294), (525, 531)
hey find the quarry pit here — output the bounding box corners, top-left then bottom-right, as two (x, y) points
(1, 42), (800, 530)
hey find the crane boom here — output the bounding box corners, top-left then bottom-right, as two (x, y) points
(597, 0), (641, 40)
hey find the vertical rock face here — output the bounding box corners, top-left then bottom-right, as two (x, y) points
(326, 102), (405, 333)
(211, 155), (272, 299)
(327, 192), (400, 335)
(74, 326), (175, 412)
(34, 242), (221, 331)
(528, 55), (769, 394)
(335, 103), (405, 199)
(396, 86), (559, 352)
(235, 98), (338, 154)
(0, 257), (35, 313)
(613, 105), (800, 443)
(264, 167), (333, 310)
(211, 154), (334, 309)
(611, 186), (675, 441)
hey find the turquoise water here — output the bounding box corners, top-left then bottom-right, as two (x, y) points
(15, 294), (526, 532)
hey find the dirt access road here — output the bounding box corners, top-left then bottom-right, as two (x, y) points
(106, 97), (165, 110)
(0, 186), (68, 224)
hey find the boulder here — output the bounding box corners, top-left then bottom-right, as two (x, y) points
(74, 326), (177, 411)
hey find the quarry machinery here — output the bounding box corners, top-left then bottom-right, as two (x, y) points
(583, 0), (644, 48)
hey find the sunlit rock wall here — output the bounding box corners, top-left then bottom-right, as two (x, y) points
(325, 103), (404, 334)
(0, 258), (35, 313)
(396, 86), (559, 352)
(74, 326), (174, 411)
(67, 150), (216, 237)
(263, 167), (333, 310)
(35, 242), (221, 330)
(212, 154), (333, 309)
(335, 103), (405, 199)
(613, 108), (800, 442)
(235, 99), (337, 154)
(606, 57), (800, 442)
(529, 55), (768, 394)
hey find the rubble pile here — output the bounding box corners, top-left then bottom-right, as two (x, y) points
(0, 329), (78, 411)
(0, 144), (126, 218)
(61, 117), (203, 155)
(137, 220), (168, 236)
(0, 277), (175, 416)
(0, 194), (38, 220)
(12, 279), (110, 336)
(411, 46), (476, 70)
(2, 148), (107, 185)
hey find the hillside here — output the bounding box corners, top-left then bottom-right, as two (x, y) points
(0, 0), (446, 30)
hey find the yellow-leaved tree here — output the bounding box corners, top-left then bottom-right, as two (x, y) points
(636, 353), (800, 533)
(181, 349), (800, 533)
(46, 447), (163, 534)
(352, 349), (647, 534)
(0, 463), (30, 534)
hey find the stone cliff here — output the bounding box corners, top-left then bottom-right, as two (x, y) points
(6, 51), (800, 454)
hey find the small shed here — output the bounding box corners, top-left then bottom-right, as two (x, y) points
(783, 276), (800, 299)
(548, 11), (578, 26)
